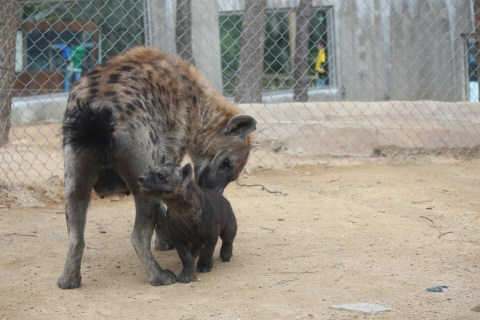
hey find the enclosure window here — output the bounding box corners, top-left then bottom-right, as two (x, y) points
(24, 29), (97, 72)
(15, 1), (144, 96)
(466, 37), (478, 102)
(219, 7), (333, 96)
(309, 9), (330, 87)
(19, 1), (144, 62)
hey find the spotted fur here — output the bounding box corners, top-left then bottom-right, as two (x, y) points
(58, 47), (256, 289)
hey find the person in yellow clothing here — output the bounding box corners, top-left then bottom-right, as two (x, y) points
(314, 41), (327, 87)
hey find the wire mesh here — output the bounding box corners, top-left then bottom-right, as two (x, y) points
(1, 0), (480, 185)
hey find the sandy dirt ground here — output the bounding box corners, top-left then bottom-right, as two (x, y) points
(1, 159), (479, 319)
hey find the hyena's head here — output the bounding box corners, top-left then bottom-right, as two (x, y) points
(137, 157), (193, 200)
(194, 114), (257, 194)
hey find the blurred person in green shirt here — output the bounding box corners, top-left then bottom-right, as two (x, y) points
(70, 39), (85, 84)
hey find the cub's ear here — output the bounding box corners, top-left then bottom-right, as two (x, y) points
(223, 115), (257, 138)
(181, 163), (193, 187)
(159, 155), (166, 164)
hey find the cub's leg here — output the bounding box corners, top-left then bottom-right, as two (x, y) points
(172, 237), (197, 283)
(220, 213), (238, 262)
(154, 202), (174, 251)
(196, 236), (219, 273)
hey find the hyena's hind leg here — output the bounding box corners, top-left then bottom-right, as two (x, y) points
(219, 214), (238, 262)
(58, 148), (97, 289)
(154, 202), (174, 251)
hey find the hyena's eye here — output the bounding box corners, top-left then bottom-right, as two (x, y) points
(221, 158), (232, 170)
(157, 173), (166, 182)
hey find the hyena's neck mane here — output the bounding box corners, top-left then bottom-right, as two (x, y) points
(188, 74), (242, 155)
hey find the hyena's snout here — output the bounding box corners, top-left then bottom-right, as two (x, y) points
(137, 175), (151, 192)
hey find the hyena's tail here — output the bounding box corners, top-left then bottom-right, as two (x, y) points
(62, 102), (116, 164)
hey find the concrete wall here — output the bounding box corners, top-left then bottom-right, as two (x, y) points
(145, 0), (223, 92)
(335, 0), (473, 101)
(219, 0), (474, 102)
(13, 94), (480, 159)
(191, 0), (223, 92)
(240, 100), (480, 157)
(11, 93), (68, 125)
(145, 0), (176, 56)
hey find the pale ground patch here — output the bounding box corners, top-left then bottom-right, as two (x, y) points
(1, 160), (479, 319)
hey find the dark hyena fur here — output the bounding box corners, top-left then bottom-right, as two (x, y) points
(59, 47), (256, 289)
(137, 158), (237, 283)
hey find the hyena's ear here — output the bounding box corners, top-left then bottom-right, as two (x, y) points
(223, 115), (257, 138)
(181, 163), (193, 187)
(160, 155), (166, 164)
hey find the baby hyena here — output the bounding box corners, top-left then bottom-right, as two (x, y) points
(59, 47), (256, 289)
(138, 157), (237, 283)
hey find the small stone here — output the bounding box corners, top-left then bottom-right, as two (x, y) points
(278, 218), (285, 221)
(330, 303), (391, 314)
(99, 230), (106, 234)
(471, 304), (480, 312)
(426, 286), (448, 293)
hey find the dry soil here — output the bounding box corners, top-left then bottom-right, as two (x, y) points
(1, 160), (479, 319)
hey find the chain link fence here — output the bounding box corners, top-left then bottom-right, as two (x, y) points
(1, 0), (480, 185)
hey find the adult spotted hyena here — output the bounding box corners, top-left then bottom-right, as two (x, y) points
(59, 47), (256, 289)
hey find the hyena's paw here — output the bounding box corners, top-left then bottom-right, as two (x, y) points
(57, 274), (81, 289)
(220, 251), (232, 262)
(178, 268), (197, 283)
(149, 269), (177, 286)
(220, 242), (233, 262)
(196, 259), (214, 273)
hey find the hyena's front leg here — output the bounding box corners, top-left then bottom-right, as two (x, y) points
(196, 236), (219, 273)
(132, 195), (177, 286)
(171, 237), (197, 283)
(154, 202), (174, 251)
